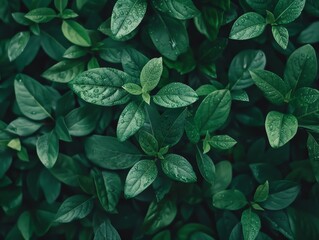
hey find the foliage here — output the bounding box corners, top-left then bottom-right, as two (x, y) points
(0, 0), (318, 239)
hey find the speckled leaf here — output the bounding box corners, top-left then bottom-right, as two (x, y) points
(274, 0), (305, 24)
(153, 82), (198, 108)
(111, 0), (147, 39)
(124, 160), (158, 198)
(209, 135), (237, 150)
(161, 154), (197, 183)
(265, 111), (298, 148)
(229, 12), (266, 40)
(272, 26), (289, 49)
(117, 101), (145, 141)
(241, 208), (261, 240)
(140, 57), (163, 92)
(69, 68), (134, 106)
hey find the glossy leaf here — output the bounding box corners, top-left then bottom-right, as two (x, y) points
(241, 208), (261, 240)
(8, 31), (30, 62)
(213, 189), (247, 210)
(36, 131), (59, 168)
(62, 20), (92, 47)
(274, 0), (305, 24)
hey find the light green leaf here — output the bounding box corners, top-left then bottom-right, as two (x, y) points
(6, 117), (42, 137)
(55, 195), (93, 223)
(229, 12), (266, 40)
(8, 31), (30, 62)
(85, 135), (141, 169)
(63, 45), (87, 59)
(265, 111), (298, 148)
(284, 44), (318, 91)
(196, 146), (215, 184)
(213, 189), (247, 210)
(111, 0), (147, 39)
(209, 135), (237, 150)
(272, 26), (289, 49)
(250, 69), (289, 105)
(140, 57), (163, 92)
(62, 20), (92, 47)
(69, 68), (133, 106)
(36, 131), (59, 168)
(42, 60), (85, 83)
(254, 181), (269, 202)
(24, 8), (56, 23)
(93, 170), (121, 212)
(124, 160), (158, 198)
(229, 49), (266, 90)
(241, 208), (261, 240)
(54, 0), (68, 12)
(161, 154), (197, 183)
(117, 101), (145, 141)
(153, 82), (198, 108)
(194, 89), (232, 134)
(152, 0), (200, 20)
(274, 0), (305, 24)
(122, 83), (142, 95)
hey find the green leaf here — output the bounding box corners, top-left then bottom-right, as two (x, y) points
(94, 219), (121, 240)
(36, 131), (59, 168)
(124, 160), (158, 198)
(265, 111), (298, 148)
(272, 26), (289, 49)
(40, 31), (66, 61)
(7, 138), (21, 151)
(121, 48), (149, 78)
(152, 0), (200, 20)
(42, 60), (85, 83)
(54, 0), (68, 12)
(61, 9), (78, 19)
(85, 135), (141, 169)
(194, 89), (232, 134)
(24, 8), (56, 23)
(196, 146), (215, 184)
(93, 170), (121, 212)
(298, 21), (319, 44)
(6, 117), (42, 136)
(261, 180), (300, 210)
(140, 57), (163, 92)
(284, 44), (318, 91)
(143, 199), (177, 234)
(209, 135), (237, 150)
(161, 154), (197, 183)
(138, 130), (159, 156)
(65, 105), (101, 136)
(241, 208), (261, 240)
(292, 87), (319, 121)
(69, 68), (134, 106)
(122, 83), (142, 95)
(117, 101), (145, 141)
(250, 69), (289, 105)
(153, 83), (198, 108)
(229, 12), (266, 40)
(274, 0), (305, 24)
(229, 49), (266, 90)
(307, 134), (319, 182)
(55, 195), (93, 223)
(111, 0), (147, 39)
(39, 169), (61, 204)
(148, 13), (189, 60)
(14, 74), (58, 120)
(63, 45), (87, 59)
(212, 189), (247, 210)
(253, 181), (269, 203)
(62, 20), (92, 47)
(17, 211), (33, 240)
(8, 31), (30, 62)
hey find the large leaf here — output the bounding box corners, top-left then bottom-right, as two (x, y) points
(140, 57), (163, 92)
(24, 7), (56, 23)
(265, 111), (298, 148)
(241, 208), (261, 240)
(111, 0), (147, 39)
(213, 189), (247, 210)
(69, 68), (134, 106)
(194, 89), (232, 134)
(274, 0), (305, 24)
(85, 135), (141, 169)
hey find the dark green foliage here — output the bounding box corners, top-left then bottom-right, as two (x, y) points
(0, 0), (318, 239)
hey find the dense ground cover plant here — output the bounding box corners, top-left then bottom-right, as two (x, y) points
(0, 0), (319, 239)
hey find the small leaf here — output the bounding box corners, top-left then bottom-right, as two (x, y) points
(274, 0), (305, 24)
(62, 20), (91, 47)
(138, 130), (159, 156)
(272, 26), (289, 49)
(94, 219), (121, 240)
(24, 8), (56, 23)
(229, 12), (266, 40)
(54, 0), (68, 12)
(111, 0), (147, 39)
(265, 111), (298, 148)
(36, 131), (59, 168)
(209, 135), (237, 150)
(196, 146), (215, 184)
(8, 31), (30, 62)
(161, 154), (197, 183)
(254, 181), (269, 203)
(122, 83), (142, 95)
(7, 138), (21, 151)
(124, 160), (158, 198)
(213, 189), (247, 210)
(140, 57), (163, 92)
(241, 208), (261, 240)
(153, 82), (198, 108)
(55, 195), (93, 223)
(117, 101), (145, 141)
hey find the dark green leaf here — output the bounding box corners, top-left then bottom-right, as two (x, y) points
(274, 0), (305, 24)
(94, 219), (121, 240)
(196, 146), (215, 184)
(272, 26), (289, 49)
(25, 8), (56, 23)
(213, 189), (247, 210)
(36, 130), (59, 168)
(8, 31), (30, 62)
(241, 208), (261, 240)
